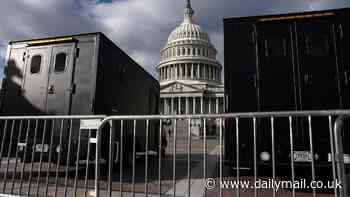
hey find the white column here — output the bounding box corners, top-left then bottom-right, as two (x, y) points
(178, 97), (181, 114)
(205, 65), (208, 80)
(216, 98), (219, 114)
(191, 63), (194, 78)
(200, 97), (204, 114)
(212, 66), (215, 80)
(179, 64), (181, 79)
(186, 97), (189, 114)
(209, 97), (212, 114)
(193, 97), (196, 114)
(175, 64), (178, 79)
(171, 97), (174, 114)
(185, 64), (188, 79)
(213, 67), (215, 80)
(197, 63), (200, 79)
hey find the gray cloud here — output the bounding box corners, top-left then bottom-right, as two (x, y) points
(0, 0), (350, 79)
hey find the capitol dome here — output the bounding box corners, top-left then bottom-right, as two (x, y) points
(156, 0), (224, 118)
(156, 0), (222, 85)
(167, 20), (210, 44)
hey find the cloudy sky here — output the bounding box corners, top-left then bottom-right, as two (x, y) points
(1, 0), (350, 79)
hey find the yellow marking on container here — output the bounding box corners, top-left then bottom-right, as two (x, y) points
(258, 12), (335, 22)
(28, 37), (75, 45)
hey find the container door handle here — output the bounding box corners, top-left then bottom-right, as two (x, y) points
(304, 74), (312, 85)
(345, 72), (349, 86)
(48, 85), (55, 94)
(253, 74), (257, 87)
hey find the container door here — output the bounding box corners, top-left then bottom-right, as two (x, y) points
(297, 20), (340, 166)
(297, 21), (340, 110)
(22, 46), (51, 114)
(256, 23), (296, 111)
(337, 22), (350, 109)
(46, 43), (76, 115)
(223, 23), (258, 166)
(256, 23), (296, 167)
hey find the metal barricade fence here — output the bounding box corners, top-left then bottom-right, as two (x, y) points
(0, 115), (106, 197)
(94, 111), (350, 197)
(0, 111), (349, 197)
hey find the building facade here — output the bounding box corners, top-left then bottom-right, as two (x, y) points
(156, 0), (224, 135)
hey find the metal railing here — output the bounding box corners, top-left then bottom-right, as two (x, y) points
(94, 110), (350, 197)
(0, 115), (105, 197)
(0, 111), (349, 197)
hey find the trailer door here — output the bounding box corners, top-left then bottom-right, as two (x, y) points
(256, 23), (296, 111)
(22, 46), (51, 113)
(297, 20), (340, 165)
(337, 22), (350, 109)
(297, 21), (340, 110)
(256, 23), (296, 164)
(46, 43), (76, 115)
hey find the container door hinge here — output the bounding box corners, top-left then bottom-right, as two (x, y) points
(253, 74), (257, 87)
(69, 83), (76, 94)
(252, 31), (256, 44)
(22, 52), (26, 62)
(225, 94), (228, 112)
(75, 48), (80, 58)
(340, 25), (344, 39)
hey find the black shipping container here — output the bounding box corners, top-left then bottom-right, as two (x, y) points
(0, 33), (160, 166)
(224, 8), (350, 181)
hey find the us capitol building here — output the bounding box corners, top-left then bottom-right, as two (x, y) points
(156, 0), (224, 135)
